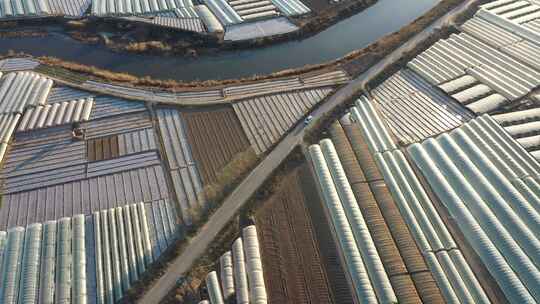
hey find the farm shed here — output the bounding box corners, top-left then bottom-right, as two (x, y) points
(332, 118), (449, 304)
(394, 6), (540, 162)
(319, 139), (397, 304)
(478, 0), (540, 43)
(0, 83), (196, 252)
(491, 105), (540, 158)
(408, 30), (540, 100)
(223, 17), (298, 41)
(195, 4), (224, 32)
(47, 0), (91, 16)
(309, 143), (381, 304)
(122, 14), (207, 32)
(89, 95), (148, 119)
(524, 18), (540, 32)
(232, 238), (250, 304)
(0, 72), (53, 114)
(0, 71), (53, 165)
(206, 271), (225, 304)
(242, 226), (268, 304)
(219, 251), (235, 299)
(224, 70), (349, 99)
(460, 16), (523, 48)
(17, 97), (94, 132)
(81, 69), (348, 105)
(349, 96), (396, 153)
(46, 85), (94, 104)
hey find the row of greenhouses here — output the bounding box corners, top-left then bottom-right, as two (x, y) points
(0, 202), (179, 304)
(201, 225), (267, 304)
(308, 111), (491, 304)
(408, 115), (540, 303)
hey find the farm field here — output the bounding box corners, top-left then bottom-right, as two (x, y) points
(255, 166), (333, 304)
(182, 106), (251, 185)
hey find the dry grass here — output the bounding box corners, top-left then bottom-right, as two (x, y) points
(341, 0), (466, 76)
(39, 56), (140, 82)
(124, 41), (173, 52)
(202, 148), (259, 207)
(34, 54), (338, 90)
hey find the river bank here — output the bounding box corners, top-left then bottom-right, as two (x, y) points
(2, 0), (469, 91)
(1, 0), (378, 57)
(0, 0), (442, 81)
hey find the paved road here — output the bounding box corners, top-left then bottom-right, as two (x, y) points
(140, 1), (476, 302)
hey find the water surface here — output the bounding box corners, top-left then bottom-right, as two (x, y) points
(0, 0), (439, 81)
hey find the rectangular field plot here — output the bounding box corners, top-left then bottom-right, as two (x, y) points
(255, 167), (333, 304)
(182, 106), (250, 184)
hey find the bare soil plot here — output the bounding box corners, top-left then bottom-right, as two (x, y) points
(255, 166), (334, 304)
(183, 106), (250, 185)
(87, 135), (120, 161)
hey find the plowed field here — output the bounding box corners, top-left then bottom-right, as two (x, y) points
(255, 167), (335, 304)
(183, 106), (250, 184)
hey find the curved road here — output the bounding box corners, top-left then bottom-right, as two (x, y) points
(140, 1), (476, 302)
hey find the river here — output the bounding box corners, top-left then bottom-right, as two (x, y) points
(0, 0), (439, 81)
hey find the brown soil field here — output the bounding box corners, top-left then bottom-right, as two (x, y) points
(87, 135), (120, 161)
(255, 166), (333, 304)
(328, 121), (423, 304)
(331, 120), (446, 304)
(182, 106), (250, 185)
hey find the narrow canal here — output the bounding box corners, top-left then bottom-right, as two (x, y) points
(0, 0), (439, 80)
